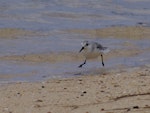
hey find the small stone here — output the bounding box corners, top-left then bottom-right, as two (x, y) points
(114, 85), (119, 87)
(41, 86), (45, 88)
(34, 104), (41, 108)
(133, 106), (139, 109)
(81, 94), (84, 96)
(36, 99), (43, 102)
(100, 81), (103, 83)
(83, 91), (87, 94)
(101, 108), (104, 111)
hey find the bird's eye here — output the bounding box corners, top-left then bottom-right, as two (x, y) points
(86, 43), (89, 46)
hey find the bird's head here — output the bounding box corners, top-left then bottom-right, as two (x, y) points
(79, 40), (89, 53)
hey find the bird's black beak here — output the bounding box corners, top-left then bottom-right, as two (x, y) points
(79, 47), (84, 53)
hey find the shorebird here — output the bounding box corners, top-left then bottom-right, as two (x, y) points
(78, 40), (109, 68)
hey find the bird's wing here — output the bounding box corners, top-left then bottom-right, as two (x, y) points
(96, 43), (104, 50)
(96, 43), (110, 53)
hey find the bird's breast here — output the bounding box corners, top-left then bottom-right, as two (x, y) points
(82, 50), (100, 59)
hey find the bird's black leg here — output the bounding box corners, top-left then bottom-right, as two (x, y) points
(101, 54), (104, 67)
(78, 59), (86, 68)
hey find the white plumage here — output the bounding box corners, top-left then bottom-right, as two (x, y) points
(79, 40), (110, 68)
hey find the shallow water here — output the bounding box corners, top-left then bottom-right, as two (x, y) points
(1, 0), (150, 30)
(0, 0), (150, 83)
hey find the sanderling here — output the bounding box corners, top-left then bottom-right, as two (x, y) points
(78, 40), (110, 68)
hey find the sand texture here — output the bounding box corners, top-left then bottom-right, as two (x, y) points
(0, 28), (42, 39)
(0, 67), (150, 113)
(0, 1), (150, 112)
(67, 26), (150, 39)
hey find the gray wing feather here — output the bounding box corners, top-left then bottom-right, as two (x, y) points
(96, 43), (105, 50)
(96, 43), (110, 53)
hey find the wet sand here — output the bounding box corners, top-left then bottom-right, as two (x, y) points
(0, 26), (149, 64)
(1, 26), (150, 40)
(0, 48), (144, 63)
(67, 26), (150, 39)
(0, 28), (41, 39)
(0, 66), (150, 113)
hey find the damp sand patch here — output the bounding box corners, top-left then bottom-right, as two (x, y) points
(0, 28), (43, 39)
(0, 52), (83, 63)
(0, 71), (37, 80)
(67, 26), (150, 39)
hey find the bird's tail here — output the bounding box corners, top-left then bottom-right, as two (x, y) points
(101, 47), (110, 54)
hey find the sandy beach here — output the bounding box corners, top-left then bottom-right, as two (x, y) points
(0, 26), (150, 113)
(0, 1), (150, 113)
(0, 66), (149, 113)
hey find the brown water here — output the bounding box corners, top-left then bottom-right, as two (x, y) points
(0, 0), (150, 83)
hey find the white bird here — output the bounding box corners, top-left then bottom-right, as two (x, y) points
(78, 40), (109, 68)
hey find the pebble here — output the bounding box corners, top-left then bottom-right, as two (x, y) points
(83, 91), (87, 94)
(133, 106), (139, 109)
(41, 86), (45, 88)
(36, 99), (43, 102)
(101, 108), (104, 111)
(81, 94), (84, 96)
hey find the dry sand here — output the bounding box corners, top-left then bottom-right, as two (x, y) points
(0, 66), (150, 113)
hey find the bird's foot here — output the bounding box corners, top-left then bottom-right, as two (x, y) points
(78, 65), (83, 68)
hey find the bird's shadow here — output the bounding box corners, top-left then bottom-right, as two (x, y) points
(74, 67), (108, 76)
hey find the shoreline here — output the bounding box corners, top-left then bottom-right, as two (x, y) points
(0, 26), (150, 83)
(0, 66), (149, 113)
